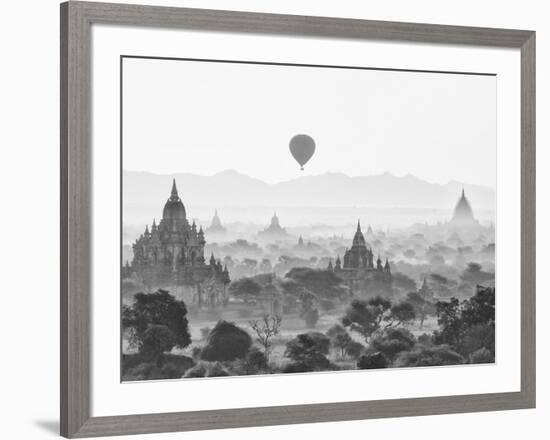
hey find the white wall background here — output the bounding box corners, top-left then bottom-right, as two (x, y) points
(0, 0), (546, 438)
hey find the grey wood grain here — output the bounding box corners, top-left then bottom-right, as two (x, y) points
(520, 33), (536, 407)
(61, 1), (92, 436)
(71, 1), (533, 47)
(60, 1), (536, 437)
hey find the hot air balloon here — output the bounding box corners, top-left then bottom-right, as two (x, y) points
(289, 134), (315, 170)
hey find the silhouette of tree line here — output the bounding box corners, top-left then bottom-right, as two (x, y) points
(122, 282), (494, 380)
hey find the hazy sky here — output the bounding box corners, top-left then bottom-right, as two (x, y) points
(123, 57), (496, 188)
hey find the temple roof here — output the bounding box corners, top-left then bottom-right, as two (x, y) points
(270, 212), (280, 227)
(352, 220), (367, 248)
(451, 188), (475, 224)
(210, 209), (223, 228)
(162, 179), (186, 221)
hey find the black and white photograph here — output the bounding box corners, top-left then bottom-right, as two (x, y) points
(0, 0), (544, 437)
(120, 57), (496, 381)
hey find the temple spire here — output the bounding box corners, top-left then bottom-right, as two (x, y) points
(357, 219), (361, 232)
(170, 178), (179, 200)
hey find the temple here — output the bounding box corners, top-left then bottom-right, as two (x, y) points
(126, 180), (229, 306)
(418, 277), (435, 300)
(258, 212), (290, 240)
(206, 209), (226, 234)
(329, 221), (392, 297)
(450, 189), (478, 226)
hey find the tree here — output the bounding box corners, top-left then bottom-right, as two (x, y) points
(239, 347), (268, 374)
(385, 301), (416, 328)
(417, 333), (433, 346)
(434, 286), (495, 357)
(357, 352), (388, 369)
(466, 262), (482, 273)
(201, 320), (252, 362)
(341, 297), (391, 341)
(284, 332), (331, 372)
(206, 362), (231, 377)
(345, 341), (364, 359)
(249, 314), (283, 363)
(279, 279), (303, 296)
(285, 267), (346, 300)
(461, 286), (495, 327)
(122, 289), (191, 352)
(394, 345), (465, 367)
(228, 278), (262, 303)
(371, 328), (416, 361)
(430, 273), (449, 284)
(460, 262), (494, 286)
(160, 362), (183, 379)
(139, 325), (176, 365)
(406, 291), (436, 329)
(326, 324), (353, 358)
(200, 326), (211, 340)
(434, 297), (462, 347)
(429, 273), (455, 297)
(298, 290), (320, 328)
(302, 307), (320, 328)
(461, 323), (495, 357)
(469, 347), (494, 364)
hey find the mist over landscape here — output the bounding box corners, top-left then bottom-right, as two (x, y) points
(123, 169), (495, 240)
(122, 168), (496, 381)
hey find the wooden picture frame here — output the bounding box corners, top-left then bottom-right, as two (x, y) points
(60, 1), (536, 437)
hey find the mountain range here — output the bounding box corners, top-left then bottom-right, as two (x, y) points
(123, 169), (495, 211)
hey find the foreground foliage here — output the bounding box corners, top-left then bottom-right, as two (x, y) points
(122, 289), (191, 365)
(121, 285), (495, 381)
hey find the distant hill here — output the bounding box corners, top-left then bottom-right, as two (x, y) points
(123, 169), (495, 211)
(122, 170), (495, 231)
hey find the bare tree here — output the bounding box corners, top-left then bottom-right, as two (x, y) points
(326, 324), (353, 359)
(249, 314), (283, 363)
